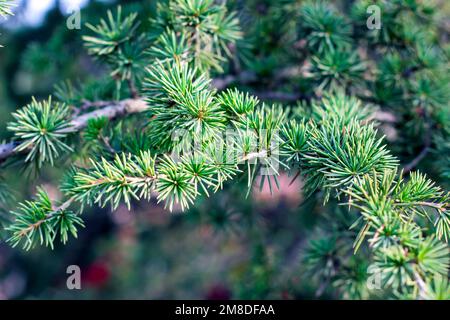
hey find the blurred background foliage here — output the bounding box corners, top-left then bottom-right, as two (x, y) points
(0, 0), (448, 299)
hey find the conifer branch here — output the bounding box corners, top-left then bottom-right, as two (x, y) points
(0, 98), (148, 162)
(0, 0), (448, 299)
(0, 0), (14, 18)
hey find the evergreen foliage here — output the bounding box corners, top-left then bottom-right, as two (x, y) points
(0, 0), (13, 18)
(0, 0), (448, 299)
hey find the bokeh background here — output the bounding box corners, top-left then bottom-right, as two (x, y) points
(1, 0), (449, 300)
(0, 0), (319, 299)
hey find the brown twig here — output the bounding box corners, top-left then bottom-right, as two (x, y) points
(127, 79), (139, 99)
(413, 269), (428, 299)
(212, 65), (307, 91)
(251, 91), (302, 101)
(403, 115), (432, 174)
(0, 98), (148, 162)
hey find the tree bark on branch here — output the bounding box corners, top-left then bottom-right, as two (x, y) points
(0, 67), (397, 163)
(0, 98), (148, 162)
